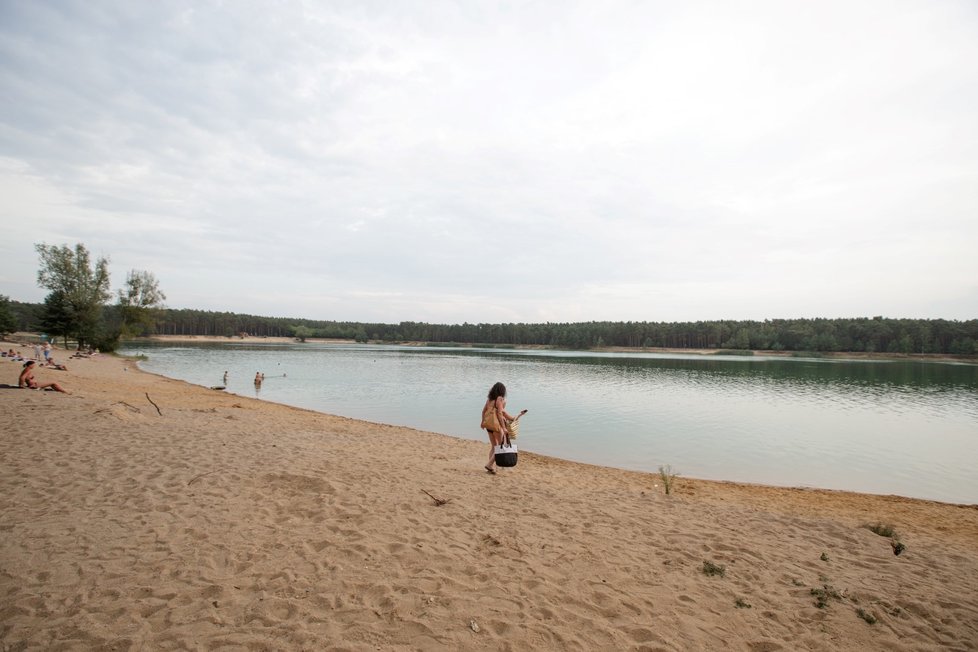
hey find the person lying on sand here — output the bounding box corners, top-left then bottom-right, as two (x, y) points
(3, 349), (24, 360)
(18, 360), (69, 394)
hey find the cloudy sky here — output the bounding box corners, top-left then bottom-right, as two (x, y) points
(1, 1), (976, 324)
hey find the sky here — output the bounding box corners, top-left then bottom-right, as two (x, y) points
(1, 0), (976, 324)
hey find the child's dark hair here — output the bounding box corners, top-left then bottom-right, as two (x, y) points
(487, 382), (506, 400)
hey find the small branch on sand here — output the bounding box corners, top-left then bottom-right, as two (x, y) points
(422, 489), (450, 506)
(187, 470), (219, 486)
(145, 392), (162, 416)
(115, 401), (141, 412)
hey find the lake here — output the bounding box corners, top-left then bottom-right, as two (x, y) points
(121, 341), (978, 504)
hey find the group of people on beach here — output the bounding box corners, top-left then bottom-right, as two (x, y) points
(5, 343), (71, 394)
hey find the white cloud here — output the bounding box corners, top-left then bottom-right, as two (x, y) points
(1, 0), (976, 322)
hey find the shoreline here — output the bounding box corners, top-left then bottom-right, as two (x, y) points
(127, 337), (977, 505)
(135, 351), (976, 509)
(2, 340), (977, 649)
(15, 333), (978, 503)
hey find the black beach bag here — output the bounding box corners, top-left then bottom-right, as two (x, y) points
(494, 435), (518, 468)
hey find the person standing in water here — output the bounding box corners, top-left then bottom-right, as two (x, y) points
(480, 382), (526, 474)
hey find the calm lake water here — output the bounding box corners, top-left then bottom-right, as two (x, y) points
(122, 342), (978, 504)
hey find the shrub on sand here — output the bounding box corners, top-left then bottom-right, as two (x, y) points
(702, 561), (726, 577)
(658, 465), (679, 495)
(865, 522), (896, 538)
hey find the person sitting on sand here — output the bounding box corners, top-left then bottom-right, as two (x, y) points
(19, 360), (69, 393)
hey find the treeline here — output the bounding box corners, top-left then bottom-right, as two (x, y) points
(5, 300), (976, 355)
(159, 313), (978, 354)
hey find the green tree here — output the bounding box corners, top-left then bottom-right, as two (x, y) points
(35, 243), (112, 349)
(118, 269), (166, 337)
(0, 294), (17, 336)
(292, 325), (313, 342)
(39, 290), (73, 347)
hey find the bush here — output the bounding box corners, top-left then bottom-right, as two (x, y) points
(702, 561), (726, 577)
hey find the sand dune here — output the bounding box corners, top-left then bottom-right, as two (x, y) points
(1, 343), (976, 650)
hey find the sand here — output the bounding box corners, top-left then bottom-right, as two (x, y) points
(1, 341), (977, 651)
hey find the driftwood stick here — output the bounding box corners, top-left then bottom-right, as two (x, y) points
(187, 470), (219, 486)
(422, 489), (449, 506)
(145, 392), (162, 416)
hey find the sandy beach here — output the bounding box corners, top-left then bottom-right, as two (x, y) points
(1, 342), (977, 651)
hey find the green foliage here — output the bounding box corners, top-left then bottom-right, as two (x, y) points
(150, 316), (978, 355)
(811, 584), (842, 609)
(5, 300), (42, 332)
(820, 552), (829, 562)
(40, 290), (74, 346)
(354, 326), (369, 343)
(35, 243), (111, 348)
(658, 465), (678, 495)
(118, 269), (166, 337)
(0, 294), (16, 336)
(734, 597), (752, 609)
(856, 608), (878, 624)
(7, 292), (978, 358)
(866, 522), (896, 538)
(292, 325), (313, 342)
(864, 522), (906, 555)
(702, 561), (726, 577)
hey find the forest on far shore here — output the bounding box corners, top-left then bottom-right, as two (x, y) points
(4, 299), (977, 356)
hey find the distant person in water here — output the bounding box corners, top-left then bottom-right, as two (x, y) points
(480, 382), (526, 474)
(223, 370), (228, 384)
(254, 372), (264, 385)
(19, 360), (68, 393)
